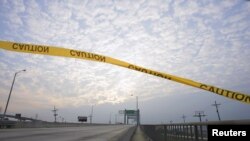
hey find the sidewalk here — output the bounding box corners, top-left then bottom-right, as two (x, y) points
(131, 126), (151, 141)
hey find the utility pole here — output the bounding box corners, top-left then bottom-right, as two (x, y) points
(212, 101), (221, 121)
(52, 106), (58, 123)
(193, 111), (206, 122)
(181, 114), (186, 123)
(115, 114), (117, 124)
(109, 112), (111, 124)
(59, 116), (64, 123)
(35, 114), (38, 120)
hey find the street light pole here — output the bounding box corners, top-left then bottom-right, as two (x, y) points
(90, 105), (93, 124)
(2, 69), (26, 120)
(131, 94), (140, 126)
(136, 96), (138, 112)
(136, 96), (140, 126)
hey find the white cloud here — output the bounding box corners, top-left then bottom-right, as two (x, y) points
(0, 0), (25, 29)
(0, 0), (250, 122)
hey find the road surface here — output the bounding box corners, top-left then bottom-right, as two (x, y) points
(0, 125), (134, 141)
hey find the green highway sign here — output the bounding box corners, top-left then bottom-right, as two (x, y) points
(126, 110), (136, 115)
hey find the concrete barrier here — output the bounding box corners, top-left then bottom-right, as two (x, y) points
(0, 120), (118, 129)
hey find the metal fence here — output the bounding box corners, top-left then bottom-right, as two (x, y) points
(141, 119), (250, 141)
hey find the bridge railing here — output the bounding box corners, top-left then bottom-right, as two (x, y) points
(140, 119), (250, 141)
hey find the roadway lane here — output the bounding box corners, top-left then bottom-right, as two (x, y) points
(0, 125), (134, 141)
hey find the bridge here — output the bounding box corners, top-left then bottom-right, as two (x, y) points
(1, 118), (249, 141)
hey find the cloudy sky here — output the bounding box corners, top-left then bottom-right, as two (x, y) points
(0, 0), (250, 124)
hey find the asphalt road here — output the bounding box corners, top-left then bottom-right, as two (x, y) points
(0, 125), (134, 141)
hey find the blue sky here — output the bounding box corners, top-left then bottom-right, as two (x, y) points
(0, 0), (250, 124)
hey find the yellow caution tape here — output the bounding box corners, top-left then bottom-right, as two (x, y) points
(0, 40), (249, 104)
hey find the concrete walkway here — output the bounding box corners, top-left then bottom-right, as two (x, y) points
(131, 126), (151, 141)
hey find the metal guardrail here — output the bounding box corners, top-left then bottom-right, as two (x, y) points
(140, 119), (250, 141)
(141, 124), (207, 141)
(0, 114), (40, 122)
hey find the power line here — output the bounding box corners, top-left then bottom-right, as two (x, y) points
(212, 101), (221, 121)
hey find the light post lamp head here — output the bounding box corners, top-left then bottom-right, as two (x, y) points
(16, 69), (26, 74)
